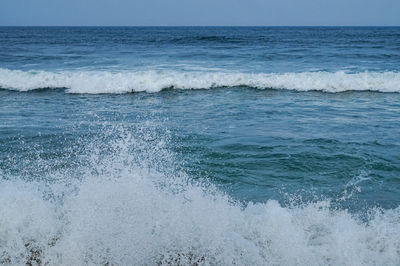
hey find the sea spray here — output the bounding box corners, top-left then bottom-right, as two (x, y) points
(0, 124), (399, 265)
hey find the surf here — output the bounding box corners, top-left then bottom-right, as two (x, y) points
(1, 68), (400, 94)
(1, 125), (399, 265)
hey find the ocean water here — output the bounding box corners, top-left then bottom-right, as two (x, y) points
(0, 27), (400, 265)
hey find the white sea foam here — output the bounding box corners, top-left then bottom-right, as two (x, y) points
(0, 125), (399, 265)
(0, 68), (400, 93)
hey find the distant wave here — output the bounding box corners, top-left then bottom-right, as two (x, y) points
(1, 68), (399, 94)
(169, 35), (244, 44)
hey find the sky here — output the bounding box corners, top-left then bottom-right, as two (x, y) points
(0, 0), (399, 26)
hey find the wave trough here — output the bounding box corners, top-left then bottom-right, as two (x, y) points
(1, 68), (400, 94)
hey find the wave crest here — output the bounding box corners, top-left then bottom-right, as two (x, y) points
(1, 124), (400, 265)
(0, 68), (400, 94)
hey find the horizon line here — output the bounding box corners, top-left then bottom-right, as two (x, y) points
(1, 25), (400, 27)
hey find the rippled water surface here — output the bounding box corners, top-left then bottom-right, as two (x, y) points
(1, 27), (400, 265)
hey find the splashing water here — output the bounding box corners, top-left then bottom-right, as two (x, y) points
(0, 124), (399, 265)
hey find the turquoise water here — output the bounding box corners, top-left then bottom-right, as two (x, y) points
(1, 27), (400, 265)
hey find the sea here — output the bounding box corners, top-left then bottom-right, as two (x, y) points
(0, 27), (400, 265)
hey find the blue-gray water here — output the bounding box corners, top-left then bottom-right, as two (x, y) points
(0, 27), (400, 265)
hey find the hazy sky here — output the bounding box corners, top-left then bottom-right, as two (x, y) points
(1, 0), (399, 26)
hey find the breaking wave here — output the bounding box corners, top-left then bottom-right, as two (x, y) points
(0, 68), (400, 94)
(0, 124), (399, 265)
